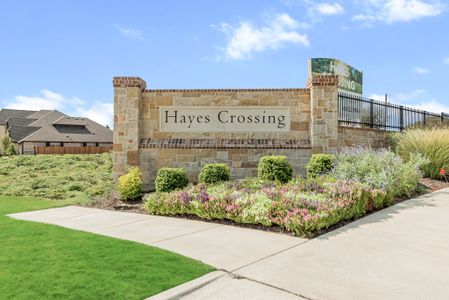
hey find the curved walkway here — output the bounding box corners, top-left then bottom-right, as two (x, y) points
(9, 188), (449, 299)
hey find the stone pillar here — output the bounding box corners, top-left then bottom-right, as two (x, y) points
(308, 74), (339, 154)
(112, 77), (146, 181)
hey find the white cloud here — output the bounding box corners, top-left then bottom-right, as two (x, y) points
(116, 25), (146, 41)
(444, 57), (449, 64)
(75, 103), (113, 127)
(394, 89), (427, 101)
(413, 66), (429, 74)
(3, 89), (112, 127)
(6, 89), (67, 111)
(315, 3), (345, 15)
(370, 89), (449, 114)
(369, 93), (388, 102)
(405, 99), (449, 113)
(353, 0), (444, 24)
(281, 1), (345, 18)
(216, 13), (309, 61)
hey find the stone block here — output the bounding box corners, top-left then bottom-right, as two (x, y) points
(217, 151), (228, 160)
(127, 151), (139, 166)
(156, 96), (173, 106)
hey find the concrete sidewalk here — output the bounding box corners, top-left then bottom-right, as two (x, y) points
(9, 205), (305, 271)
(9, 188), (449, 299)
(235, 187), (449, 300)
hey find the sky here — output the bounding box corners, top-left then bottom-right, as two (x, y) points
(1, 0), (448, 127)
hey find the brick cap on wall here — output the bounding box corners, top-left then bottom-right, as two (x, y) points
(307, 74), (339, 88)
(113, 77), (147, 90)
(145, 88), (309, 93)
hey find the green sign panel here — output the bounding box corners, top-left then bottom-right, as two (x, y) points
(310, 58), (363, 95)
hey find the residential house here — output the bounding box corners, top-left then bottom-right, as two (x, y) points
(0, 109), (112, 154)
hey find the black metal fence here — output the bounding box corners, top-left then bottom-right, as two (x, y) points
(338, 93), (449, 131)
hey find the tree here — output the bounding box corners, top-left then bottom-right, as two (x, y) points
(5, 144), (16, 156)
(1, 136), (12, 155)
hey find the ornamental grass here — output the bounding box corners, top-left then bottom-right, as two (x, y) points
(392, 127), (449, 179)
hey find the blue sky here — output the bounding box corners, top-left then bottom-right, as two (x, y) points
(1, 0), (448, 127)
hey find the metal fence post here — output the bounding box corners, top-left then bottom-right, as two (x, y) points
(423, 111), (426, 127)
(399, 106), (404, 131)
(370, 99), (374, 128)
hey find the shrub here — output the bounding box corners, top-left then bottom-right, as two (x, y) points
(118, 167), (143, 201)
(257, 156), (293, 183)
(1, 136), (12, 155)
(392, 127), (449, 179)
(5, 144), (17, 156)
(0, 153), (113, 200)
(198, 163), (230, 184)
(331, 147), (427, 198)
(155, 168), (188, 192)
(306, 154), (334, 178)
(68, 183), (86, 192)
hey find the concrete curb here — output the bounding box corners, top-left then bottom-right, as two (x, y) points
(147, 271), (226, 300)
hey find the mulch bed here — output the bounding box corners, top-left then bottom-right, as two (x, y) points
(85, 178), (449, 238)
(419, 178), (449, 192)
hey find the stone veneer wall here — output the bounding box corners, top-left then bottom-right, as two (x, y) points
(338, 126), (390, 149)
(138, 88), (312, 187)
(113, 75), (364, 190)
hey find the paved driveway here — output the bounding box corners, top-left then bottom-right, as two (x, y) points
(9, 188), (449, 299)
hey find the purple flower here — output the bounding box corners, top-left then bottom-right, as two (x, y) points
(199, 189), (210, 203)
(179, 191), (191, 205)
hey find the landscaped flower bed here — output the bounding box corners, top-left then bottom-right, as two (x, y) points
(145, 178), (388, 237)
(143, 148), (428, 237)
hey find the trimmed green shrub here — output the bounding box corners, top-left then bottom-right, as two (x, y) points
(155, 168), (188, 192)
(306, 154), (334, 178)
(257, 156), (293, 183)
(392, 127), (449, 179)
(118, 167), (143, 201)
(198, 163), (230, 184)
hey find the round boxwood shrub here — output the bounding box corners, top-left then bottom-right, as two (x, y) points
(155, 167), (188, 192)
(198, 163), (230, 184)
(257, 156), (293, 183)
(306, 154), (335, 178)
(118, 167), (143, 201)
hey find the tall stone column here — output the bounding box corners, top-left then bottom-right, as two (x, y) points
(308, 74), (339, 154)
(112, 77), (146, 181)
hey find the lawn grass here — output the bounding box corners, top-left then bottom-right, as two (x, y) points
(0, 196), (214, 299)
(0, 154), (113, 200)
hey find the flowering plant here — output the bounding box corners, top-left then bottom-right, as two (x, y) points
(144, 177), (389, 237)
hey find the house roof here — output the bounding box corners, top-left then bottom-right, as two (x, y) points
(53, 116), (88, 126)
(0, 109), (36, 124)
(4, 117), (39, 142)
(8, 125), (40, 142)
(5, 117), (37, 127)
(0, 108), (112, 143)
(27, 110), (53, 120)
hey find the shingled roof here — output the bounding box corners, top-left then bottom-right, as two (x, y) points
(0, 109), (36, 124)
(0, 108), (112, 143)
(8, 125), (40, 142)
